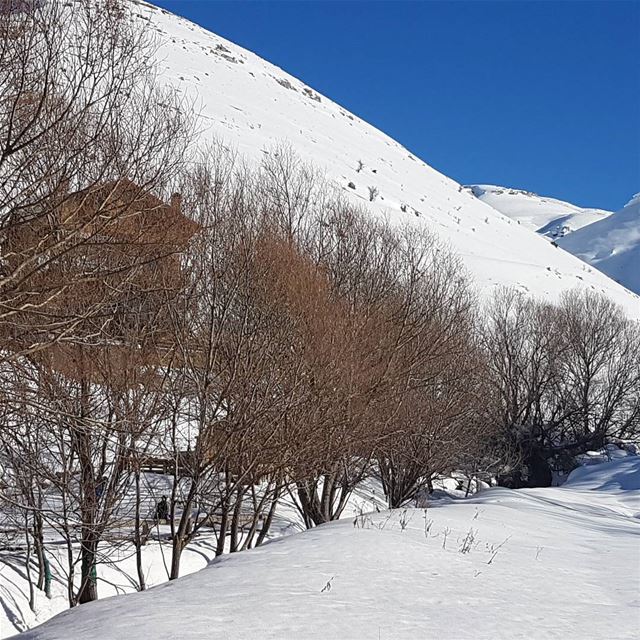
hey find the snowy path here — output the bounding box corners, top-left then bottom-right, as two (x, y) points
(12, 457), (640, 640)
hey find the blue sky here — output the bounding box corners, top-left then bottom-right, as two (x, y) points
(153, 0), (639, 210)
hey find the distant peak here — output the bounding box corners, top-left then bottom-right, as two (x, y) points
(624, 192), (640, 209)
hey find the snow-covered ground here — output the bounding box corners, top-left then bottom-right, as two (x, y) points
(9, 454), (640, 640)
(0, 533), (217, 638)
(559, 193), (640, 295)
(466, 184), (612, 239)
(119, 1), (640, 317)
(0, 475), (385, 638)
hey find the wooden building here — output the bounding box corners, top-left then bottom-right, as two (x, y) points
(2, 177), (199, 382)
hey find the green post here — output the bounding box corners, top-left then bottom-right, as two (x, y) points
(43, 551), (52, 599)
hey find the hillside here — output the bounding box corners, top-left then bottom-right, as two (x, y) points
(14, 454), (640, 640)
(127, 1), (640, 317)
(558, 194), (640, 295)
(466, 184), (612, 239)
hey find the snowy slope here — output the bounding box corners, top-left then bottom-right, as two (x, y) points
(0, 535), (218, 638)
(0, 477), (385, 638)
(15, 455), (640, 640)
(558, 194), (640, 295)
(467, 185), (612, 239)
(120, 1), (640, 317)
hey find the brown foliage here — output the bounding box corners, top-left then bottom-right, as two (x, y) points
(0, 0), (192, 360)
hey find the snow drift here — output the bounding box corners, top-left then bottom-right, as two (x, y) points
(13, 455), (640, 640)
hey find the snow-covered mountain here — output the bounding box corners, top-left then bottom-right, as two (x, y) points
(126, 1), (639, 317)
(558, 193), (640, 295)
(466, 185), (612, 239)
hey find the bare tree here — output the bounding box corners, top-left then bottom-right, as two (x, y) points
(0, 0), (195, 605)
(553, 290), (640, 454)
(483, 288), (640, 487)
(0, 0), (192, 360)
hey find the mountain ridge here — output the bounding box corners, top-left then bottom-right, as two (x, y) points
(466, 184), (612, 239)
(558, 193), (640, 295)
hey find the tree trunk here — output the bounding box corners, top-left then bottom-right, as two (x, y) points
(169, 481), (198, 579)
(426, 475), (434, 494)
(229, 486), (246, 553)
(76, 367), (99, 604)
(77, 535), (98, 604)
(255, 480), (281, 547)
(42, 550), (52, 599)
(296, 479), (330, 527)
(169, 537), (184, 581)
(527, 449), (552, 487)
(134, 467), (146, 590)
(65, 533), (76, 607)
(24, 513), (36, 613)
(215, 510), (228, 557)
(33, 512), (45, 591)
